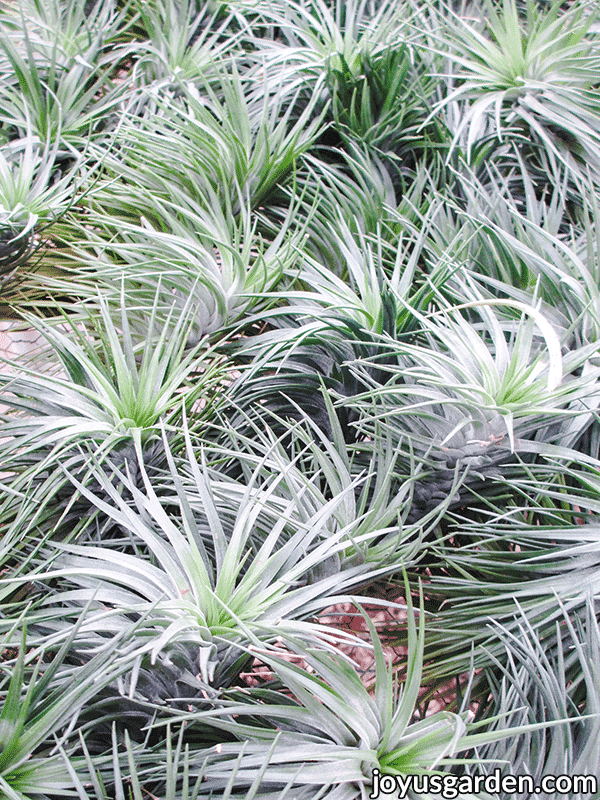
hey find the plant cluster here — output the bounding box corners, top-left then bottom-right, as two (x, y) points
(2, 0), (600, 797)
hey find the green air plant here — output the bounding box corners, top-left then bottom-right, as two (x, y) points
(39, 194), (302, 343)
(230, 0), (409, 111)
(428, 0), (600, 188)
(328, 44), (445, 164)
(349, 297), (595, 441)
(0, 288), (224, 559)
(83, 58), (327, 220)
(0, 0), (133, 147)
(0, 289), (221, 443)
(268, 146), (410, 270)
(3, 0), (137, 58)
(335, 296), (600, 522)
(8, 417), (421, 692)
(128, 0), (248, 84)
(0, 612), (146, 800)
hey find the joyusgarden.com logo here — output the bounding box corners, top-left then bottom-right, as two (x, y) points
(369, 768), (598, 798)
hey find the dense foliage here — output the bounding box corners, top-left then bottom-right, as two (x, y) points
(2, 0), (600, 797)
